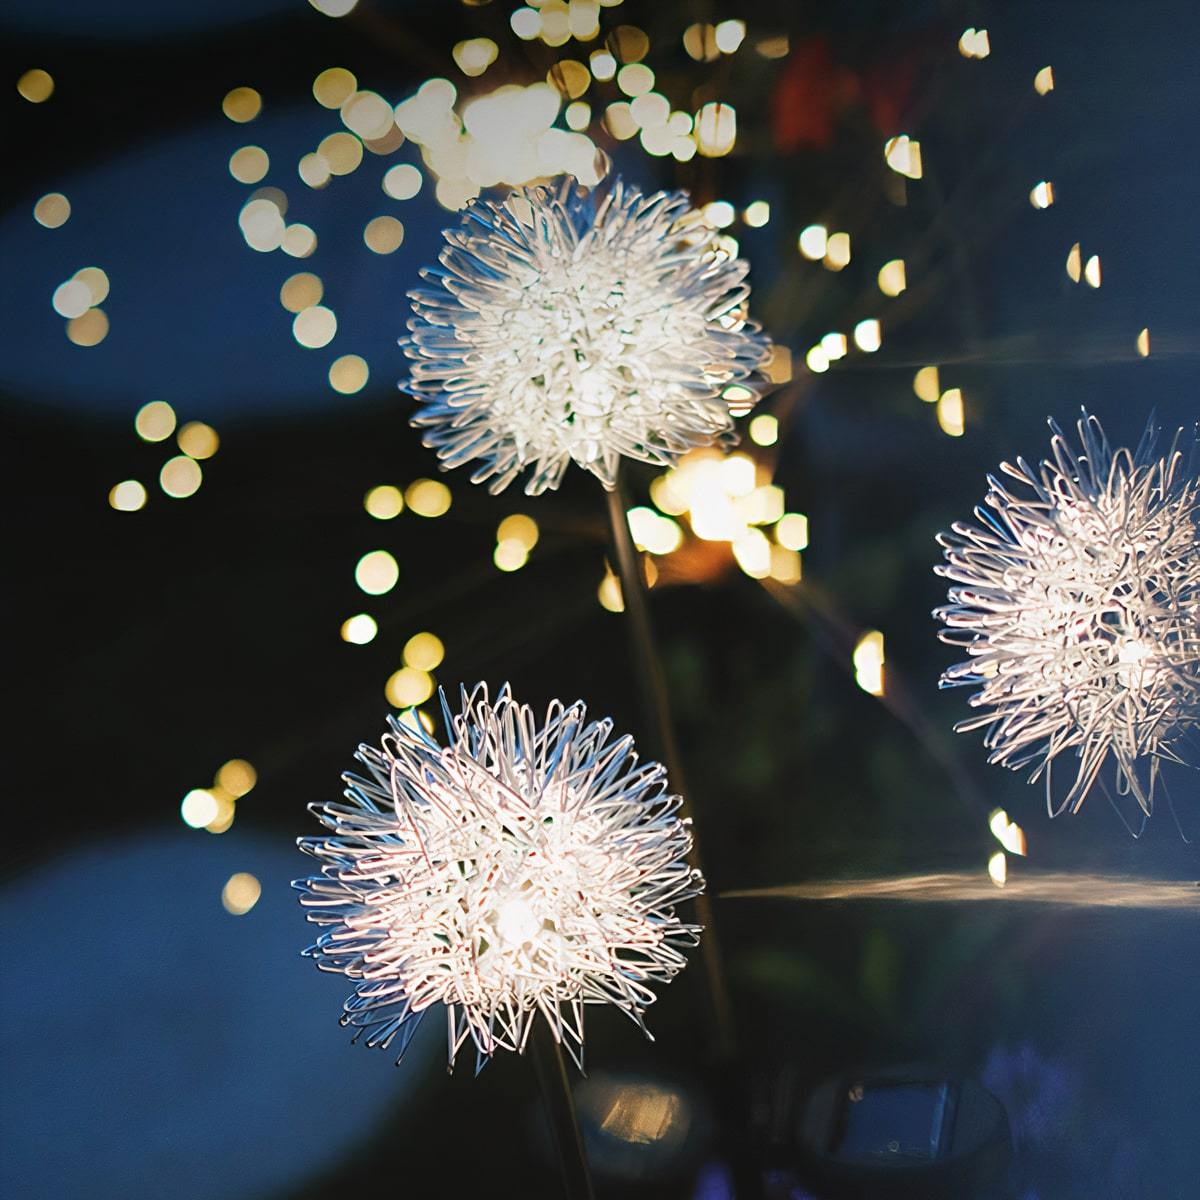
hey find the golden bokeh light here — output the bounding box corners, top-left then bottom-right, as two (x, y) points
(313, 67), (357, 108)
(108, 480), (147, 512)
(749, 414), (778, 447)
(229, 146), (270, 184)
(805, 345), (830, 374)
(775, 512), (809, 552)
(937, 388), (965, 437)
(355, 549), (399, 595)
(616, 63), (654, 97)
(1137, 327), (1150, 357)
(281, 224), (318, 258)
(877, 258), (907, 296)
(239, 197), (285, 252)
(511, 7), (540, 39)
(988, 851), (1007, 888)
(497, 513), (539, 550)
(609, 24), (650, 63)
(136, 400), (176, 441)
(1083, 255), (1101, 288)
(589, 49), (617, 80)
(695, 101), (736, 156)
(364, 215), (405, 253)
(766, 346), (793, 383)
(627, 507), (683, 556)
(797, 224), (827, 260)
(453, 37), (499, 77)
(853, 630), (885, 696)
(884, 135), (922, 179)
(958, 28), (991, 58)
(74, 266), (109, 305)
(853, 319), (882, 353)
(824, 231), (851, 270)
(565, 100), (591, 130)
(17, 68), (54, 102)
(386, 666), (434, 708)
(732, 528), (771, 579)
(222, 87), (262, 123)
(702, 199), (735, 228)
(604, 101), (638, 140)
(1029, 180), (1055, 209)
(364, 484), (404, 519)
(1065, 242), (1082, 283)
(769, 545), (802, 585)
(53, 279), (92, 319)
(66, 309), (109, 346)
(329, 354), (369, 394)
(181, 789), (219, 829)
(178, 421), (219, 460)
(598, 569), (624, 612)
(821, 331), (848, 361)
(308, 0), (358, 16)
(913, 365), (940, 403)
(548, 59), (590, 99)
(1034, 66), (1055, 95)
(341, 613), (378, 644)
(683, 23), (719, 62)
(298, 152), (331, 189)
(280, 272), (323, 313)
(160, 455), (203, 498)
(221, 872), (262, 915)
(406, 478), (452, 517)
(382, 163), (422, 200)
(34, 192), (71, 228)
(714, 19), (746, 53)
(494, 539), (529, 571)
(217, 758), (257, 798)
(743, 200), (770, 227)
(318, 131), (363, 176)
(341, 90), (394, 140)
(403, 631), (445, 671)
(293, 305), (337, 348)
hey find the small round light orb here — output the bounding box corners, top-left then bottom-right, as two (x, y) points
(329, 354), (369, 394)
(216, 759), (257, 798)
(66, 309), (109, 346)
(74, 267), (109, 306)
(136, 400), (176, 442)
(52, 279), (92, 319)
(382, 163), (422, 200)
(403, 631), (444, 671)
(280, 272), (323, 313)
(341, 613), (378, 644)
(313, 67), (357, 108)
(160, 455), (202, 498)
(364, 215), (404, 254)
(17, 68), (54, 102)
(496, 513), (539, 550)
(355, 549), (399, 595)
(405, 479), (451, 517)
(108, 480), (147, 511)
(493, 539), (528, 571)
(295, 684), (703, 1070)
(293, 305), (337, 349)
(181, 789), (219, 828)
(317, 131), (362, 176)
(229, 146), (269, 184)
(364, 485), (403, 519)
(385, 666), (434, 708)
(405, 178), (772, 495)
(222, 872), (262, 915)
(177, 421), (219, 459)
(222, 87), (262, 123)
(34, 192), (71, 228)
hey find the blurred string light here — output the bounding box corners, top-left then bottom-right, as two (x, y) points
(405, 479), (451, 517)
(229, 145), (270, 184)
(308, 0), (358, 17)
(363, 215), (404, 253)
(160, 455), (202, 498)
(1137, 328), (1151, 357)
(453, 38), (499, 77)
(329, 354), (369, 394)
(853, 319), (882, 353)
(743, 200), (770, 227)
(853, 630), (885, 696)
(178, 421), (219, 459)
(494, 513), (539, 572)
(913, 366), (940, 404)
(824, 231), (851, 270)
(988, 851), (1007, 888)
(884, 135), (922, 180)
(382, 163), (422, 200)
(797, 224), (827, 260)
(1084, 255), (1101, 288)
(279, 272), (322, 312)
(293, 305), (337, 348)
(1034, 66), (1055, 95)
(1065, 242), (1082, 282)
(17, 68), (54, 102)
(179, 762), (254, 836)
(748, 414), (777, 447)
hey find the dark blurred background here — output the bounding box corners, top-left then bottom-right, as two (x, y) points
(2, 1), (1197, 1197)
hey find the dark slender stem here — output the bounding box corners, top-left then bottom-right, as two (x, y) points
(603, 476), (738, 1062)
(530, 1024), (595, 1200)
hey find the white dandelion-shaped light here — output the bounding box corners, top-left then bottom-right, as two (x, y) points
(935, 412), (1200, 816)
(404, 176), (772, 495)
(295, 684), (702, 1071)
